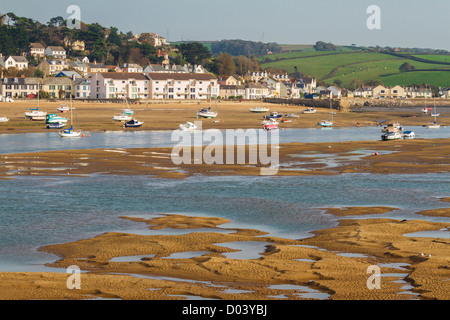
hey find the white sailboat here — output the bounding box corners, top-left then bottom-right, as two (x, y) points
(427, 102), (440, 129)
(59, 96), (82, 137)
(318, 100), (334, 127)
(197, 95), (218, 118)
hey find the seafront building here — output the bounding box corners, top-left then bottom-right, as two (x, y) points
(90, 72), (150, 99)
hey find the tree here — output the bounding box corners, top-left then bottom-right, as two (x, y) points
(107, 27), (122, 46)
(48, 16), (65, 27)
(313, 41), (337, 51)
(399, 62), (415, 72)
(177, 42), (211, 65)
(216, 53), (236, 76)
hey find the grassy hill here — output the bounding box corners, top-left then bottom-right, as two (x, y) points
(259, 51), (450, 88)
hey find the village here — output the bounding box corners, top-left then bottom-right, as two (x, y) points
(1, 32), (450, 102)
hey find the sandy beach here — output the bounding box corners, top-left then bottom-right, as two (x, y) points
(0, 99), (448, 134)
(0, 99), (449, 300)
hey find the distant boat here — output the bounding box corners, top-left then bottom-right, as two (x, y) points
(113, 113), (133, 122)
(302, 107), (317, 114)
(382, 131), (402, 141)
(57, 104), (70, 112)
(285, 114), (300, 118)
(24, 107), (47, 119)
(0, 116), (9, 122)
(124, 119), (144, 128)
(281, 118), (293, 123)
(381, 122), (403, 133)
(403, 131), (415, 139)
(197, 107), (218, 118)
(318, 101), (334, 127)
(427, 102), (440, 128)
(46, 114), (69, 124)
(179, 121), (198, 131)
(59, 98), (82, 137)
(249, 107), (270, 113)
(262, 118), (278, 131)
(263, 112), (283, 119)
(46, 122), (66, 129)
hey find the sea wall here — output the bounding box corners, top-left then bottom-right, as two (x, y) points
(264, 98), (450, 111)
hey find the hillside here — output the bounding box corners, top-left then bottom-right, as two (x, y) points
(259, 51), (450, 88)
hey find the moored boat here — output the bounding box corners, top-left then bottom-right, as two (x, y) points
(249, 107), (270, 113)
(46, 114), (69, 124)
(113, 113), (133, 121)
(46, 122), (66, 129)
(302, 107), (317, 114)
(285, 114), (300, 118)
(262, 118), (278, 131)
(0, 116), (9, 122)
(124, 119), (144, 128)
(179, 121), (197, 131)
(24, 107), (47, 119)
(263, 112), (282, 119)
(381, 131), (402, 141)
(197, 107), (218, 118)
(402, 131), (415, 139)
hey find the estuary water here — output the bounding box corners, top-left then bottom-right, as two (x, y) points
(0, 173), (449, 272)
(0, 126), (449, 273)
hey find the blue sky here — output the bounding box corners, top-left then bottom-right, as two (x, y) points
(2, 0), (450, 50)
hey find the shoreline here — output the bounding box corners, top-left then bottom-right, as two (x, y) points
(1, 100), (449, 134)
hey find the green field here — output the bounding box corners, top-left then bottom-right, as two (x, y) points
(259, 51), (450, 87)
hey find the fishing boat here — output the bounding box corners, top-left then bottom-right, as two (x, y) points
(263, 112), (283, 119)
(262, 118), (278, 131)
(381, 122), (403, 133)
(24, 107), (47, 119)
(302, 107), (317, 114)
(381, 131), (402, 141)
(179, 121), (198, 131)
(46, 114), (69, 124)
(59, 98), (82, 137)
(402, 131), (415, 139)
(0, 116), (9, 122)
(124, 119), (144, 128)
(112, 113), (133, 122)
(249, 107), (270, 113)
(46, 122), (66, 129)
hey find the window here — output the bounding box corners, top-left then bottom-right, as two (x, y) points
(190, 88), (195, 93)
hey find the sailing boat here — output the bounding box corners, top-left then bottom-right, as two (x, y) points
(427, 101), (440, 129)
(318, 100), (334, 127)
(59, 96), (82, 137)
(197, 94), (218, 118)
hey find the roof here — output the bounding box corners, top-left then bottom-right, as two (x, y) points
(97, 72), (148, 80)
(55, 71), (82, 78)
(8, 56), (28, 63)
(220, 85), (245, 90)
(30, 43), (45, 49)
(47, 46), (66, 52)
(87, 63), (107, 69)
(1, 77), (41, 85)
(43, 77), (74, 85)
(145, 72), (217, 81)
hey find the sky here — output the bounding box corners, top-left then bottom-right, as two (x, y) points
(2, 0), (450, 50)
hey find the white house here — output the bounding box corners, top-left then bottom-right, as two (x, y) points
(245, 83), (270, 100)
(90, 72), (150, 99)
(146, 72), (219, 100)
(30, 43), (45, 58)
(4, 56), (29, 70)
(404, 86), (432, 99)
(327, 86), (342, 99)
(44, 46), (67, 59)
(121, 63), (144, 73)
(439, 87), (450, 99)
(74, 78), (91, 99)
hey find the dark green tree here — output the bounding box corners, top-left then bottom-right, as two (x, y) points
(177, 42), (212, 65)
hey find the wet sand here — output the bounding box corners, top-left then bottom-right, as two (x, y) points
(0, 99), (448, 134)
(0, 212), (448, 300)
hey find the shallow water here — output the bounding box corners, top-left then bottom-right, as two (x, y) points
(0, 126), (449, 154)
(0, 173), (449, 272)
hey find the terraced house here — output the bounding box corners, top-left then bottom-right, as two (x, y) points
(90, 72), (149, 99)
(145, 73), (219, 100)
(0, 77), (42, 98)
